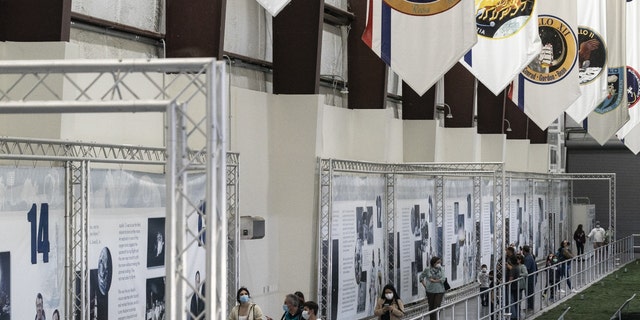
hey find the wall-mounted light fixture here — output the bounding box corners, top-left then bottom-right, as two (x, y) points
(503, 119), (513, 133)
(436, 103), (453, 119)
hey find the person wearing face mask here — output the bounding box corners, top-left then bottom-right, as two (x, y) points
(280, 294), (303, 320)
(227, 287), (264, 320)
(374, 284), (404, 320)
(420, 257), (446, 320)
(301, 301), (318, 320)
(477, 264), (490, 307)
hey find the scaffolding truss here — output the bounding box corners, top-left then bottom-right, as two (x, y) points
(0, 58), (234, 320)
(317, 159), (505, 319)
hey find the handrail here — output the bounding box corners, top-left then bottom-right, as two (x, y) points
(610, 293), (637, 320)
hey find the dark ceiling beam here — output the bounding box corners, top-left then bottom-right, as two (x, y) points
(71, 12), (163, 42)
(166, 0), (226, 57)
(347, 0), (387, 109)
(476, 83), (505, 134)
(0, 0), (71, 41)
(273, 0), (323, 94)
(402, 83), (435, 120)
(443, 63), (475, 127)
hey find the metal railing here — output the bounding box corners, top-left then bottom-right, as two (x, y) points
(389, 235), (636, 320)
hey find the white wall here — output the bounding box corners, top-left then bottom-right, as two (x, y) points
(434, 126), (480, 162)
(71, 0), (163, 33)
(479, 134), (506, 163)
(527, 144), (550, 173)
(403, 120), (437, 162)
(504, 140), (530, 172)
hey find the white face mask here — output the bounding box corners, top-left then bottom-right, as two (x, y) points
(481, 268), (487, 272)
(435, 263), (441, 268)
(385, 293), (394, 300)
(301, 310), (310, 320)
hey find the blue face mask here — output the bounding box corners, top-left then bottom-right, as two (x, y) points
(239, 295), (250, 304)
(283, 304), (289, 313)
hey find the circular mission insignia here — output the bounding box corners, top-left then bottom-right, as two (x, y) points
(521, 15), (577, 85)
(384, 0), (461, 16)
(627, 66), (640, 109)
(577, 27), (606, 85)
(475, 0), (536, 39)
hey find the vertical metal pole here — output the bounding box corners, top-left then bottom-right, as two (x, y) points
(66, 161), (88, 320)
(165, 101), (185, 319)
(386, 170), (395, 285)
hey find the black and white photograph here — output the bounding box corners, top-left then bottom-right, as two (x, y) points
(89, 269), (108, 320)
(0, 252), (9, 320)
(146, 277), (166, 320)
(357, 206), (374, 245)
(411, 205), (420, 237)
(147, 218), (166, 268)
(356, 271), (367, 313)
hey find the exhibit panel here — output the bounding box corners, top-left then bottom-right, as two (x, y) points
(330, 174), (386, 320)
(508, 179), (527, 249)
(443, 177), (476, 288)
(394, 175), (435, 304)
(0, 167), (66, 320)
(533, 180), (550, 258)
(480, 178), (494, 269)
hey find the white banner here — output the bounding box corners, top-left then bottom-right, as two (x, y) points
(619, 0), (640, 152)
(565, 0), (608, 123)
(330, 175), (386, 320)
(395, 176), (435, 304)
(443, 178), (475, 289)
(509, 0), (581, 129)
(255, 0), (290, 17)
(363, 0), (476, 95)
(0, 167), (66, 320)
(587, 0), (629, 145)
(460, 0), (541, 95)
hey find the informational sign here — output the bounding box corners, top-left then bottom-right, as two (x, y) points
(509, 179), (527, 249)
(330, 174), (386, 320)
(395, 175), (435, 303)
(0, 167), (66, 320)
(443, 178), (475, 288)
(480, 178), (494, 269)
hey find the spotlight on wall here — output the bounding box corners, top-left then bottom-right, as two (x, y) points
(503, 119), (513, 133)
(436, 103), (454, 119)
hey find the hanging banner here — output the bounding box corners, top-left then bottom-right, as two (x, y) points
(255, 0), (291, 16)
(362, 0), (476, 95)
(330, 174), (386, 320)
(395, 175), (435, 304)
(586, 0), (628, 145)
(509, 0), (581, 129)
(443, 178), (475, 289)
(618, 0), (640, 152)
(565, 0), (608, 123)
(460, 0), (541, 95)
(0, 167), (66, 320)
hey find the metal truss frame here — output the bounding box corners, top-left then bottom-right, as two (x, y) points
(0, 58), (234, 320)
(317, 159), (504, 319)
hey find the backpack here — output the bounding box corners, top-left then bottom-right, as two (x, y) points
(556, 247), (566, 262)
(518, 264), (528, 291)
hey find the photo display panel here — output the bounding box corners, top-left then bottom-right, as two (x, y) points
(443, 177), (475, 289)
(394, 175), (435, 303)
(509, 179), (527, 249)
(0, 167), (66, 320)
(88, 169), (206, 320)
(533, 180), (549, 259)
(330, 174), (386, 320)
(480, 178), (494, 269)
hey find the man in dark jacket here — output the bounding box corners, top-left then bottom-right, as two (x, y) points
(522, 246), (537, 310)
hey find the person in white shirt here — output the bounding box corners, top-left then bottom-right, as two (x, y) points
(587, 222), (606, 249)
